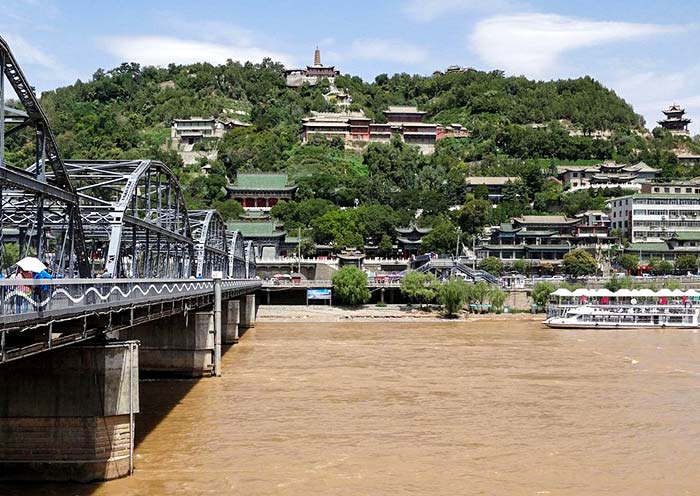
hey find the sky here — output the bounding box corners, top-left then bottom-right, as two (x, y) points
(4, 0), (700, 133)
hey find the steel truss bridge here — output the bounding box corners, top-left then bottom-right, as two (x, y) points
(0, 36), (261, 362)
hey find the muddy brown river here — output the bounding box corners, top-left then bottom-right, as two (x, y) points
(6, 320), (700, 495)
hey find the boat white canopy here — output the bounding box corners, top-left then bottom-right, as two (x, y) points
(551, 287), (700, 299)
(551, 288), (573, 297)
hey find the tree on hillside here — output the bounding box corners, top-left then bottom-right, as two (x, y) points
(421, 217), (458, 255)
(378, 234), (394, 257)
(649, 258), (673, 276)
(562, 249), (597, 277)
(479, 256), (503, 276)
(332, 267), (370, 306)
(675, 255), (698, 273)
(619, 254), (640, 274)
(212, 199), (244, 221)
(512, 259), (528, 275)
(458, 198), (492, 235)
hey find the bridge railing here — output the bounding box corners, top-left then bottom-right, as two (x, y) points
(0, 278), (261, 325)
(261, 279), (403, 288)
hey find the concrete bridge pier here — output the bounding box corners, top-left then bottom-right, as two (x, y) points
(119, 312), (215, 377)
(238, 294), (257, 333)
(0, 341), (139, 482)
(222, 300), (241, 344)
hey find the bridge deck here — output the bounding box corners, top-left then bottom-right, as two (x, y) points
(0, 278), (261, 363)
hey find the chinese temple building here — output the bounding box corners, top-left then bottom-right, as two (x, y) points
(227, 173), (297, 211)
(300, 106), (438, 154)
(476, 215), (613, 266)
(465, 176), (519, 204)
(556, 161), (658, 191)
(226, 219), (301, 259)
(395, 225), (432, 257)
(285, 47), (340, 87)
(658, 104), (691, 136)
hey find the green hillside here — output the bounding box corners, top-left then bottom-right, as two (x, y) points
(3, 59), (696, 252)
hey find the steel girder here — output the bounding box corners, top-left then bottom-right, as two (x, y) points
(56, 159), (194, 278)
(0, 36), (90, 277)
(244, 240), (257, 279)
(227, 230), (246, 278)
(189, 209), (229, 277)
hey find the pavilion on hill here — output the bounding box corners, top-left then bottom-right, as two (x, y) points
(227, 173), (297, 210)
(658, 104), (691, 136)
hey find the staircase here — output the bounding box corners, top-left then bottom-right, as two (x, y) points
(413, 258), (500, 284)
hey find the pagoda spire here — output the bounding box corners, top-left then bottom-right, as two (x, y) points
(314, 46), (321, 66)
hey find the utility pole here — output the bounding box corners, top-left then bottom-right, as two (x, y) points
(297, 226), (302, 273)
(455, 227), (461, 259)
(472, 235), (476, 271)
(212, 271), (222, 377)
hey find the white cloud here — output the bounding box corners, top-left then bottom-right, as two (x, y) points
(470, 13), (680, 78)
(100, 35), (295, 67)
(404, 0), (515, 22)
(350, 38), (428, 64)
(3, 32), (73, 83)
(608, 66), (700, 133)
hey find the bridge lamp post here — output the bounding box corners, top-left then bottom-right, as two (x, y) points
(213, 271), (222, 377)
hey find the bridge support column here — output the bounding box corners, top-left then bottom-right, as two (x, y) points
(222, 300), (240, 344)
(0, 341), (139, 482)
(239, 294), (256, 331)
(119, 312), (214, 377)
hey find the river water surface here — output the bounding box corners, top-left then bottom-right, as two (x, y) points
(11, 320), (700, 495)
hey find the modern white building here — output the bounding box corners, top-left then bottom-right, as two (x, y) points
(607, 194), (700, 242)
(557, 161), (658, 192)
(171, 117), (249, 148)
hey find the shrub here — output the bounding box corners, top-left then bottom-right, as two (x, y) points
(562, 248), (597, 277)
(479, 256), (504, 276)
(532, 281), (556, 309)
(400, 272), (438, 307)
(331, 267), (370, 306)
(437, 278), (469, 317)
(489, 287), (507, 313)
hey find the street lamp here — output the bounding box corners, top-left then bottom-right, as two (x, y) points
(455, 227), (462, 259)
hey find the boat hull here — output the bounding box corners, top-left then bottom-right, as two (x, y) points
(544, 320), (698, 329)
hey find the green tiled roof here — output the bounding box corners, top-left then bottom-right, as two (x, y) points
(670, 231), (700, 241)
(227, 221), (285, 237)
(498, 223), (519, 232)
(628, 242), (670, 252)
(518, 230), (557, 237)
(234, 173), (289, 189)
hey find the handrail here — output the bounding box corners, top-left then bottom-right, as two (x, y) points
(0, 278), (261, 321)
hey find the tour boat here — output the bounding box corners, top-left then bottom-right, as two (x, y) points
(543, 288), (700, 329)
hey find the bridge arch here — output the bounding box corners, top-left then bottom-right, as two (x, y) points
(227, 230), (246, 279)
(62, 159), (194, 278)
(244, 240), (257, 279)
(188, 209), (229, 278)
(0, 36), (89, 277)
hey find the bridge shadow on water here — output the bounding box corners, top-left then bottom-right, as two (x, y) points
(0, 340), (244, 496)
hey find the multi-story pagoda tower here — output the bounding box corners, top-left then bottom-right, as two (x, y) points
(658, 104), (691, 136)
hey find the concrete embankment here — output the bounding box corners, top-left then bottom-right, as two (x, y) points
(257, 304), (543, 323)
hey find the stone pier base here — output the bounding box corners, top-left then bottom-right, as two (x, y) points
(222, 300), (240, 344)
(119, 312), (214, 377)
(239, 294), (256, 331)
(0, 342), (139, 482)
